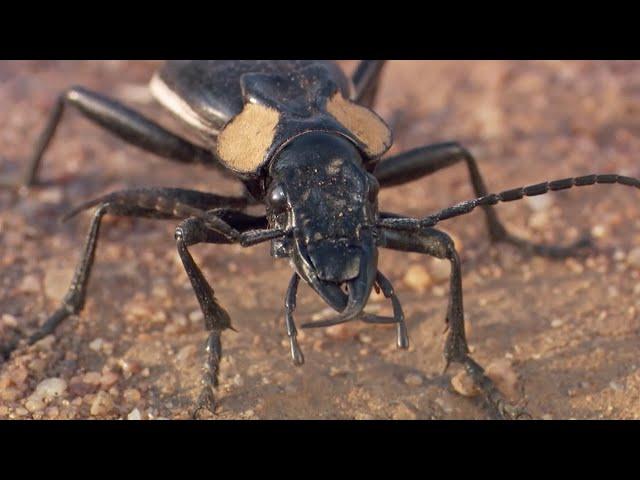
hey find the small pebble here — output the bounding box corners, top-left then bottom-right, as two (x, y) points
(15, 407), (29, 417)
(392, 403), (417, 420)
(34, 334), (55, 350)
(123, 388), (141, 404)
(325, 323), (359, 341)
(0, 387), (21, 402)
(434, 396), (454, 414)
(526, 194), (553, 212)
(89, 338), (104, 352)
(627, 247), (640, 269)
(528, 211), (550, 230)
(451, 370), (481, 397)
(428, 259), (451, 284)
(485, 359), (520, 400)
(34, 377), (67, 400)
(83, 371), (102, 385)
(188, 309), (204, 324)
(90, 391), (115, 416)
(99, 371), (119, 390)
(591, 224), (607, 239)
(1, 313), (18, 328)
(127, 408), (142, 420)
(609, 381), (624, 392)
(369, 287), (386, 303)
(404, 373), (423, 387)
(19, 274), (40, 293)
(117, 359), (141, 378)
(36, 187), (63, 204)
(24, 396), (45, 413)
(550, 319), (564, 328)
(403, 265), (432, 292)
(176, 344), (197, 363)
(44, 267), (73, 300)
(329, 366), (347, 377)
(311, 307), (336, 322)
(69, 377), (97, 396)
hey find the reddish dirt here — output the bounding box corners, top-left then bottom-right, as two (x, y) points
(2, 60), (640, 419)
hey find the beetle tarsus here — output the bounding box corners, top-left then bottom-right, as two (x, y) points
(192, 331), (222, 419)
(462, 356), (530, 420)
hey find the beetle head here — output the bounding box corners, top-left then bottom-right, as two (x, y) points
(268, 132), (380, 317)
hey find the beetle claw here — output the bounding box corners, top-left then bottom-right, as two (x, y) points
(192, 386), (218, 419)
(289, 335), (305, 366)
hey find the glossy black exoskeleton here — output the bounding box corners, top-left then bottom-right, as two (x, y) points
(3, 60), (640, 419)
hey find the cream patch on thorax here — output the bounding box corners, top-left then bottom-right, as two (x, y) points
(326, 93), (392, 157)
(216, 102), (280, 173)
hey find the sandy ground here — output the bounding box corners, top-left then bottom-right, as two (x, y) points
(2, 60), (640, 420)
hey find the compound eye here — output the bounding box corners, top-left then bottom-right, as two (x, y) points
(268, 184), (287, 211)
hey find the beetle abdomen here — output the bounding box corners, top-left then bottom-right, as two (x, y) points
(151, 60), (351, 136)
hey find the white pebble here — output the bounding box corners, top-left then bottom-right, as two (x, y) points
(609, 381), (624, 392)
(127, 408), (142, 420)
(591, 225), (607, 239)
(404, 373), (423, 386)
(35, 377), (67, 400)
(1, 314), (18, 328)
(89, 338), (104, 352)
(526, 194), (553, 212)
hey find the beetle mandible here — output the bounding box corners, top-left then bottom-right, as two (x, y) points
(2, 60), (639, 419)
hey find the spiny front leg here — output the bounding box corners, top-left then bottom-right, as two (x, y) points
(174, 217), (236, 419)
(378, 226), (529, 420)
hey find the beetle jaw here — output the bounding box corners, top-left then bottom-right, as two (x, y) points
(289, 229), (378, 316)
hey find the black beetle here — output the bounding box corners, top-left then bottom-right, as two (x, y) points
(2, 60), (640, 419)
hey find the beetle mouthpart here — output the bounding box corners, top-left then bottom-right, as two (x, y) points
(306, 241), (361, 282)
(301, 278), (370, 329)
(309, 277), (349, 312)
(301, 233), (377, 329)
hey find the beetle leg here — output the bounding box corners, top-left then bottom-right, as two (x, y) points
(375, 142), (591, 258)
(284, 274), (304, 366)
(0, 86), (233, 189)
(351, 60), (387, 107)
(0, 188), (258, 360)
(174, 216), (236, 418)
(378, 226), (529, 420)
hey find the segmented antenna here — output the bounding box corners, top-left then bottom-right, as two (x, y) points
(378, 174), (640, 231)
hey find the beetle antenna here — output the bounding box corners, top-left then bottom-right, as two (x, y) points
(378, 173), (640, 232)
